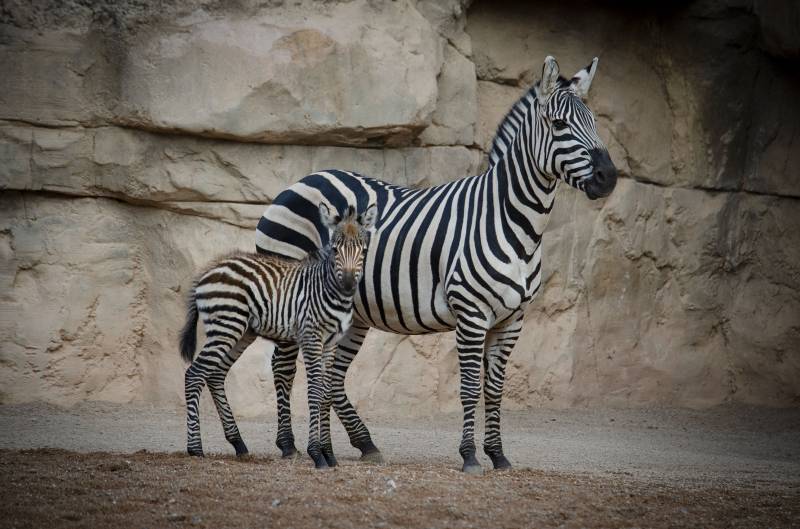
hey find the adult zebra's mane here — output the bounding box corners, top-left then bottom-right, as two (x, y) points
(487, 76), (571, 168)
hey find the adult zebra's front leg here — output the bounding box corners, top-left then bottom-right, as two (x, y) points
(455, 317), (489, 475)
(482, 315), (523, 470)
(327, 321), (383, 462)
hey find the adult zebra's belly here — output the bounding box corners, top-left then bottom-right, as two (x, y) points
(352, 264), (456, 335)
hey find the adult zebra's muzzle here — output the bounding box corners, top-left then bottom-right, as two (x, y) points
(584, 148), (617, 200)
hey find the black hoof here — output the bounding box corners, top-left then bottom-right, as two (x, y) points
(490, 454), (512, 470)
(360, 449), (384, 464)
(355, 440), (383, 464)
(187, 448), (204, 458)
(323, 452), (338, 467)
(280, 446), (300, 459)
(231, 438), (249, 457)
(309, 452), (330, 470)
(462, 463), (484, 475)
(461, 453), (483, 475)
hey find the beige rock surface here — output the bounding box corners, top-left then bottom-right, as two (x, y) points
(118, 1), (442, 146)
(0, 0), (798, 417)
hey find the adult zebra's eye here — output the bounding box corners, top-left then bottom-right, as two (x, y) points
(552, 119), (568, 130)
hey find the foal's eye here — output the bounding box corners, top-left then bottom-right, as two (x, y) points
(552, 119), (568, 131)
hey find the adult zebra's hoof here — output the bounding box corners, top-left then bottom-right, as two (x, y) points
(490, 454), (512, 470)
(360, 449), (384, 465)
(187, 448), (204, 458)
(462, 463), (484, 475)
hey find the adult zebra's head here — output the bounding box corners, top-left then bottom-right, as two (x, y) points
(533, 56), (617, 200)
(319, 203), (377, 297)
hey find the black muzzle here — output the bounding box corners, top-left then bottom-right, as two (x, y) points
(584, 148), (618, 200)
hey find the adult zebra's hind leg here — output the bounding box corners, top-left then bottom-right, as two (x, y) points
(207, 331), (258, 457)
(272, 340), (300, 458)
(329, 322), (383, 462)
(483, 315), (523, 470)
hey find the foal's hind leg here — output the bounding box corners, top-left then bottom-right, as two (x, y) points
(207, 330), (258, 457)
(185, 330), (244, 457)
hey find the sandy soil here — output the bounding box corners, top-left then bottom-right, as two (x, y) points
(1, 403), (798, 528)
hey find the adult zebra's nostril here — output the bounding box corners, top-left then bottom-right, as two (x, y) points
(595, 168), (606, 185)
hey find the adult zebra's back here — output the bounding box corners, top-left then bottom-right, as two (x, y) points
(256, 56), (618, 473)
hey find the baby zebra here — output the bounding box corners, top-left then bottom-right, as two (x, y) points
(179, 203), (376, 468)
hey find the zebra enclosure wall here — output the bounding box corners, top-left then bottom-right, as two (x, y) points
(1, 0), (798, 415)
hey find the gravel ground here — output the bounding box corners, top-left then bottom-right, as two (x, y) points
(1, 403), (798, 528)
(1, 402), (798, 485)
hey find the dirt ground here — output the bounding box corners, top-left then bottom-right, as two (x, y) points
(1, 403), (799, 528)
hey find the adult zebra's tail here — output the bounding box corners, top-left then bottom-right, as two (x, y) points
(179, 289), (198, 364)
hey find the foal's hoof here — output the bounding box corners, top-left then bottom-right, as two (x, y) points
(323, 453), (339, 468)
(360, 449), (385, 465)
(231, 439), (249, 458)
(187, 448), (204, 458)
(311, 455), (331, 470)
(280, 446), (300, 460)
(462, 463), (484, 475)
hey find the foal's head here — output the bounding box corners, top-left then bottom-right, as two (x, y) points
(319, 203), (377, 296)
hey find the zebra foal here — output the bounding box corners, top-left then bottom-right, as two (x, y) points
(179, 203), (376, 468)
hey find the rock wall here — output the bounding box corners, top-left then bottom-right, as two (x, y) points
(1, 0), (798, 417)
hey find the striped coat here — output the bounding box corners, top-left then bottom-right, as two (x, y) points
(255, 56), (618, 473)
(180, 204), (376, 468)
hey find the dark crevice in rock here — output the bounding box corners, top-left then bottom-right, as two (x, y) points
(618, 175), (800, 201)
(1, 189), (267, 229)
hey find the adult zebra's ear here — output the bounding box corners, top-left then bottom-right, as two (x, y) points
(570, 57), (599, 100)
(318, 202), (340, 230)
(536, 55), (560, 104)
(358, 203), (378, 231)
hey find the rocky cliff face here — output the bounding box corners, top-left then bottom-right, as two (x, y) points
(1, 0), (798, 416)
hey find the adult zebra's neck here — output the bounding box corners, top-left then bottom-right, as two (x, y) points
(479, 99), (557, 263)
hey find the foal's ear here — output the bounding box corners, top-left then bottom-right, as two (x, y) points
(569, 57), (599, 100)
(358, 204), (378, 230)
(318, 203), (340, 229)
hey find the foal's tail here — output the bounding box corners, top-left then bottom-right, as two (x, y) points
(179, 287), (198, 364)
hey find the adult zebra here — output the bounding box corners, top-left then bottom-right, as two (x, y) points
(255, 56), (618, 474)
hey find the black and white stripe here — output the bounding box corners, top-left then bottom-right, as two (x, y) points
(180, 204), (376, 468)
(255, 56), (618, 473)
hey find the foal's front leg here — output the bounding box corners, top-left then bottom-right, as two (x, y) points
(272, 340), (300, 458)
(300, 337), (328, 469)
(318, 341), (338, 467)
